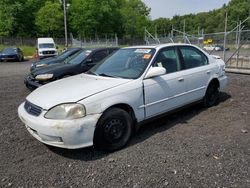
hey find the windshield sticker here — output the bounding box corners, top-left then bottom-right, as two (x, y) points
(143, 54), (152, 59)
(134, 49), (151, 53)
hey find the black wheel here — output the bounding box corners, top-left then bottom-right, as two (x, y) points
(203, 83), (219, 107)
(94, 108), (133, 151)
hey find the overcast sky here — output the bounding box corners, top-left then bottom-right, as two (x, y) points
(142, 0), (231, 19)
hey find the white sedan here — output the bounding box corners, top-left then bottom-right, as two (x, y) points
(203, 45), (222, 51)
(18, 44), (228, 151)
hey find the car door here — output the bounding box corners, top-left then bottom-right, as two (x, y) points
(178, 46), (215, 103)
(143, 47), (187, 118)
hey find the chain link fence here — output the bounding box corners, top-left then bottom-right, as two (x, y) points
(145, 27), (250, 72)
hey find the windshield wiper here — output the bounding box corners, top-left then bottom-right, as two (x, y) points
(87, 70), (99, 76)
(99, 73), (116, 78)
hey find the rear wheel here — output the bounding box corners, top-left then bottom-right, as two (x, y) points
(203, 83), (219, 107)
(94, 108), (133, 151)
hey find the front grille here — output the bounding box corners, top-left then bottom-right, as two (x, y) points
(24, 101), (42, 116)
(42, 51), (55, 55)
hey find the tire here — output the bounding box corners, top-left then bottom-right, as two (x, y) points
(203, 83), (219, 107)
(94, 108), (133, 151)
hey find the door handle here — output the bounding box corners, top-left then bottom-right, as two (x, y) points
(178, 78), (184, 82)
(206, 70), (211, 74)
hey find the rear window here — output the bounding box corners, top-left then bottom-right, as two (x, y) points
(2, 48), (16, 53)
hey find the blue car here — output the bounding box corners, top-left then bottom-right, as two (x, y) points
(0, 47), (24, 62)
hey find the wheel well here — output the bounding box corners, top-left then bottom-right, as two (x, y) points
(101, 104), (137, 132)
(209, 78), (220, 89)
(108, 104), (137, 122)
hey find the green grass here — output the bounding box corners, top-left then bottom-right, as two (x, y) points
(0, 45), (65, 57)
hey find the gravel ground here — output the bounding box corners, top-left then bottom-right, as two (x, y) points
(0, 61), (249, 188)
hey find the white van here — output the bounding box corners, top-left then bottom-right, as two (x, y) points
(37, 38), (58, 59)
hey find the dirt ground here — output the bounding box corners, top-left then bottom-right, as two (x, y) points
(0, 61), (249, 188)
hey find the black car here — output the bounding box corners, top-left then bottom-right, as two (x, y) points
(25, 47), (119, 90)
(0, 47), (24, 62)
(30, 48), (82, 71)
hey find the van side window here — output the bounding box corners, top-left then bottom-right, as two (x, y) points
(153, 48), (181, 74)
(179, 46), (208, 69)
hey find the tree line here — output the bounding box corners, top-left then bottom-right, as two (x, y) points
(0, 0), (249, 39)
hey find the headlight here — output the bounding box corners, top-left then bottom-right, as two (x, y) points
(36, 64), (47, 68)
(35, 74), (53, 81)
(45, 103), (86, 120)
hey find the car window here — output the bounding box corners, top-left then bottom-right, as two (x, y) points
(2, 48), (16, 53)
(59, 49), (78, 59)
(153, 47), (181, 74)
(108, 48), (118, 54)
(39, 43), (55, 49)
(88, 48), (155, 79)
(92, 50), (108, 63)
(67, 50), (88, 64)
(179, 46), (208, 69)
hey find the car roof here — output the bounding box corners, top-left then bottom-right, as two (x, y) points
(90, 47), (119, 51)
(66, 47), (82, 51)
(4, 47), (17, 50)
(123, 43), (195, 50)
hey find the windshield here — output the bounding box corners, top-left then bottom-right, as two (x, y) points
(2, 48), (16, 54)
(66, 50), (91, 64)
(58, 49), (77, 59)
(87, 48), (155, 79)
(39, 43), (55, 49)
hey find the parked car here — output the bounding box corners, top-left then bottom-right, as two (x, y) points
(18, 44), (228, 151)
(0, 47), (24, 62)
(25, 47), (119, 90)
(37, 38), (58, 59)
(30, 48), (82, 71)
(203, 45), (229, 52)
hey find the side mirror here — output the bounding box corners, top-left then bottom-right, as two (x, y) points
(145, 67), (166, 79)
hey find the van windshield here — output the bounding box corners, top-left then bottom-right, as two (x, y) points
(39, 43), (55, 49)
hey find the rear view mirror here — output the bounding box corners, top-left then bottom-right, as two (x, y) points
(145, 67), (166, 79)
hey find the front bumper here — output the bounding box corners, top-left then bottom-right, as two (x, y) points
(218, 75), (228, 91)
(0, 56), (18, 61)
(24, 76), (51, 90)
(18, 102), (101, 149)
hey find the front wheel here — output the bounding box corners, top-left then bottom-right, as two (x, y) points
(94, 108), (133, 151)
(203, 83), (219, 107)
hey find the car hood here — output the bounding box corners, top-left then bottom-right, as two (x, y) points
(26, 74), (131, 110)
(34, 56), (59, 65)
(31, 63), (73, 76)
